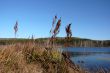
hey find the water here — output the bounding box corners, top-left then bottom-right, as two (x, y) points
(63, 47), (110, 72)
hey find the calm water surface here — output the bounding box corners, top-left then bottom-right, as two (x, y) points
(63, 47), (110, 71)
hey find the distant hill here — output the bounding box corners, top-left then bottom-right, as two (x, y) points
(0, 37), (110, 47)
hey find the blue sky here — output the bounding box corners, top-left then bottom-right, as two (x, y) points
(0, 0), (110, 40)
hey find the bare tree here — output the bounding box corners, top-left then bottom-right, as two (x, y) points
(14, 21), (18, 38)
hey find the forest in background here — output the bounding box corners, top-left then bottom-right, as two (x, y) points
(0, 37), (110, 47)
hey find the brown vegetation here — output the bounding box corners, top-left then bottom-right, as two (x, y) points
(0, 42), (86, 73)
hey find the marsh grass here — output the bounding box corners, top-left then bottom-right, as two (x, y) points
(0, 43), (70, 73)
(0, 43), (43, 73)
(23, 44), (69, 73)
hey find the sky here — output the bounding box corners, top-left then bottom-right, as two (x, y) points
(0, 0), (110, 40)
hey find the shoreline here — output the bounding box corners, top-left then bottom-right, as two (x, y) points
(0, 43), (84, 73)
(0, 43), (109, 73)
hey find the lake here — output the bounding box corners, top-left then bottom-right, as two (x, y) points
(63, 47), (110, 72)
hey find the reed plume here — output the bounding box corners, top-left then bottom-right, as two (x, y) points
(14, 21), (18, 38)
(50, 15), (57, 34)
(52, 17), (61, 38)
(49, 17), (61, 47)
(65, 23), (72, 39)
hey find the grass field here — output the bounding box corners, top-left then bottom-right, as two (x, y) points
(0, 41), (86, 73)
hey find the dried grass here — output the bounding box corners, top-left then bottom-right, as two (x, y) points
(0, 43), (70, 73)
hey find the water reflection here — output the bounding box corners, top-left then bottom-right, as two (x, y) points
(63, 47), (110, 72)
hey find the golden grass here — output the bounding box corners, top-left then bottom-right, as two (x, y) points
(0, 42), (93, 73)
(0, 43), (43, 73)
(0, 43), (70, 73)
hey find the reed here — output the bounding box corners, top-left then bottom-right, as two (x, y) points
(14, 21), (18, 38)
(0, 43), (71, 73)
